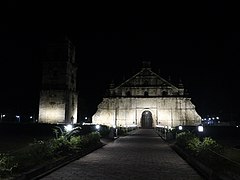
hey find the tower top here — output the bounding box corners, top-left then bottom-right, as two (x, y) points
(45, 36), (76, 63)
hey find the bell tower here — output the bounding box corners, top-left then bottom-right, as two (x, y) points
(38, 37), (78, 124)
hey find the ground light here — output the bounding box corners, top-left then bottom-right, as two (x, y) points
(178, 125), (183, 130)
(0, 114), (5, 121)
(64, 124), (73, 132)
(197, 124), (204, 141)
(16, 115), (20, 123)
(198, 125), (204, 132)
(95, 124), (100, 130)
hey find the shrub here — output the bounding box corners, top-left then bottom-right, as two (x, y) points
(76, 132), (101, 148)
(26, 140), (54, 162)
(201, 137), (223, 154)
(0, 153), (18, 178)
(49, 131), (101, 155)
(49, 136), (73, 156)
(69, 136), (82, 150)
(2, 129), (102, 179)
(98, 126), (110, 137)
(176, 132), (224, 157)
(176, 131), (202, 156)
(176, 131), (195, 148)
(186, 136), (202, 155)
(14, 139), (56, 172)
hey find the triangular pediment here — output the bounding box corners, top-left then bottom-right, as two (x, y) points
(106, 61), (185, 97)
(115, 68), (178, 90)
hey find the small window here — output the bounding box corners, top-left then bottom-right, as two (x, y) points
(126, 91), (131, 96)
(144, 91), (148, 96)
(143, 80), (148, 85)
(162, 91), (168, 96)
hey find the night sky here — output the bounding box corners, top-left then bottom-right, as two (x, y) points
(2, 1), (237, 122)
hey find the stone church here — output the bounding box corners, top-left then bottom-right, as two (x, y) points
(92, 61), (202, 128)
(38, 38), (78, 124)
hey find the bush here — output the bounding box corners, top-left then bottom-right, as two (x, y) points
(13, 139), (56, 172)
(176, 131), (195, 147)
(69, 136), (82, 150)
(76, 132), (101, 148)
(201, 137), (223, 154)
(98, 125), (110, 137)
(2, 131), (102, 179)
(176, 131), (201, 156)
(0, 153), (18, 178)
(176, 132), (223, 156)
(50, 136), (73, 156)
(186, 137), (202, 155)
(26, 140), (54, 162)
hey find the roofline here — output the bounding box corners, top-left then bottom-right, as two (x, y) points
(113, 67), (179, 90)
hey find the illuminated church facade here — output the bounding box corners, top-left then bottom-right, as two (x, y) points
(38, 38), (78, 124)
(92, 61), (202, 128)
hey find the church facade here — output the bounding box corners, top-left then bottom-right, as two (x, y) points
(92, 61), (202, 128)
(38, 38), (78, 124)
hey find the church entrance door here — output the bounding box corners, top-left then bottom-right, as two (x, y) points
(141, 110), (153, 128)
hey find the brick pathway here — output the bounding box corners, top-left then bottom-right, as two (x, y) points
(40, 129), (203, 180)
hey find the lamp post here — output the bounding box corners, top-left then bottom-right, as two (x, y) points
(0, 113), (5, 122)
(197, 124), (204, 141)
(175, 125), (183, 139)
(16, 115), (20, 123)
(198, 125), (204, 132)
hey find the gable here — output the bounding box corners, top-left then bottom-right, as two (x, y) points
(115, 68), (179, 90)
(106, 61), (185, 97)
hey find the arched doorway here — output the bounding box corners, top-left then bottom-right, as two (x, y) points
(141, 110), (153, 128)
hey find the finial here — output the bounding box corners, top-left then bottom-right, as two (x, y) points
(168, 75), (171, 82)
(142, 60), (151, 69)
(109, 80), (115, 88)
(178, 78), (184, 88)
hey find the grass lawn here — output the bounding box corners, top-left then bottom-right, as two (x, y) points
(223, 147), (240, 164)
(0, 136), (36, 153)
(214, 137), (240, 164)
(0, 134), (53, 154)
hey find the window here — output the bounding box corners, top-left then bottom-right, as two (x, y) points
(126, 91), (131, 96)
(162, 91), (168, 96)
(144, 91), (148, 96)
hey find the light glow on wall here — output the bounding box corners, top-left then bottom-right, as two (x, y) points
(92, 98), (202, 127)
(93, 110), (166, 127)
(39, 108), (65, 123)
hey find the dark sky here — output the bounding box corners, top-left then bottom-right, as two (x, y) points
(2, 1), (237, 121)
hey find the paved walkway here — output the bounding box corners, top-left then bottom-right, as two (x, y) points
(40, 129), (203, 180)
